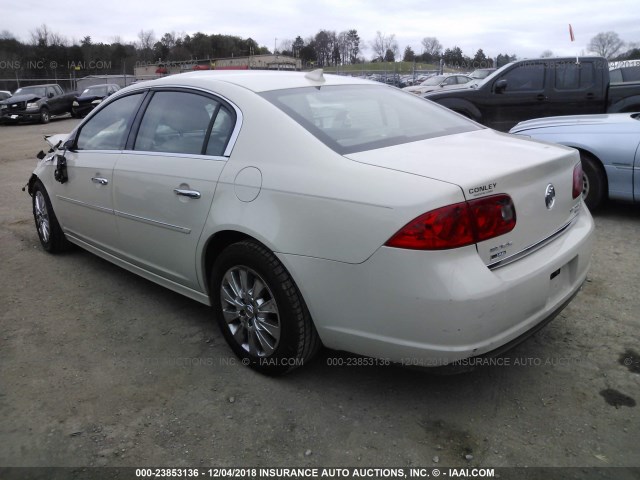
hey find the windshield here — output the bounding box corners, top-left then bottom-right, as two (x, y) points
(261, 85), (480, 155)
(473, 63), (514, 87)
(13, 86), (47, 97)
(82, 85), (109, 96)
(421, 75), (446, 86)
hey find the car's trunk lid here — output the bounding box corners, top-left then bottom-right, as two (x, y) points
(345, 129), (582, 267)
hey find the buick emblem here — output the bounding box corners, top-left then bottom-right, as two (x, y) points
(545, 184), (556, 210)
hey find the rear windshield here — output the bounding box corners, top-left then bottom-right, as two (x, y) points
(260, 85), (480, 154)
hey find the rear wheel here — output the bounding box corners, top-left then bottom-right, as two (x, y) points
(211, 240), (320, 375)
(32, 180), (71, 252)
(580, 153), (606, 210)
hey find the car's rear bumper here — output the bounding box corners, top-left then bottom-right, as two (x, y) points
(279, 206), (594, 364)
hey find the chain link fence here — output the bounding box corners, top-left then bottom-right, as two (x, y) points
(0, 63), (137, 93)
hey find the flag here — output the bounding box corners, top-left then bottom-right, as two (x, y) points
(569, 24), (575, 42)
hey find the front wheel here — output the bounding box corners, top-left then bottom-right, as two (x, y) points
(580, 153), (606, 210)
(32, 180), (71, 252)
(211, 240), (320, 375)
(39, 108), (50, 124)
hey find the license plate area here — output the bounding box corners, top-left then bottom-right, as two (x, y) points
(547, 255), (578, 306)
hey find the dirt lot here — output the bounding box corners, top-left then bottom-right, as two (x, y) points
(0, 118), (638, 475)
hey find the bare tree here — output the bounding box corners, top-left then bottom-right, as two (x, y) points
(588, 31), (625, 59)
(30, 24), (51, 46)
(279, 38), (293, 54)
(29, 24), (67, 47)
(371, 31), (398, 60)
(137, 29), (157, 51)
(540, 50), (554, 58)
(137, 29), (157, 62)
(421, 37), (442, 57)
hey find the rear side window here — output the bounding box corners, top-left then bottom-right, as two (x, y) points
(134, 91), (232, 155)
(205, 106), (234, 156)
(261, 85), (479, 155)
(555, 62), (595, 90)
(76, 93), (144, 150)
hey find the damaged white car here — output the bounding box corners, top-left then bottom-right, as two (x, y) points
(27, 70), (594, 374)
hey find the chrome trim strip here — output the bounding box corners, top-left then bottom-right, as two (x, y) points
(119, 150), (228, 161)
(114, 210), (191, 234)
(57, 195), (113, 214)
(487, 215), (578, 271)
(611, 163), (634, 170)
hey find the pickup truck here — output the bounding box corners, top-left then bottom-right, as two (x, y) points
(0, 84), (76, 124)
(425, 57), (640, 132)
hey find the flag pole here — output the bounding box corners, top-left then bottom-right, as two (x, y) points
(569, 24), (578, 64)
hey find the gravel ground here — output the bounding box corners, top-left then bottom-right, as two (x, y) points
(0, 118), (638, 475)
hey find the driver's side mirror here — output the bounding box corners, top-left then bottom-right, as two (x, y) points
(63, 137), (76, 151)
(494, 79), (508, 93)
(48, 92), (55, 98)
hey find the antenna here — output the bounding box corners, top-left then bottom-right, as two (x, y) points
(304, 69), (325, 82)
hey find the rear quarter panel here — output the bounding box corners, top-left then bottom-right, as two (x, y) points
(193, 83), (466, 270)
(519, 129), (637, 201)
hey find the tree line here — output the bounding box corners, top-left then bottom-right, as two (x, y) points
(1, 24), (638, 81)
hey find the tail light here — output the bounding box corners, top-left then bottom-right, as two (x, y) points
(385, 194), (516, 250)
(572, 162), (583, 199)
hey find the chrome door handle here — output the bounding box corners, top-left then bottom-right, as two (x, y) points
(91, 177), (109, 185)
(173, 188), (201, 199)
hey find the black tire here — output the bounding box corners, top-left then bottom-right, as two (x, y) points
(32, 180), (71, 253)
(39, 107), (50, 124)
(211, 240), (320, 375)
(580, 153), (606, 210)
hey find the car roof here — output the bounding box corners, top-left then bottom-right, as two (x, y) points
(85, 83), (119, 87)
(143, 70), (378, 93)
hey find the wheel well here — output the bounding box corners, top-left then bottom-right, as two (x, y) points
(27, 174), (38, 196)
(202, 230), (253, 296)
(575, 148), (609, 197)
(454, 109), (476, 121)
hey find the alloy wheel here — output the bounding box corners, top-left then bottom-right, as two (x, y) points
(220, 266), (281, 357)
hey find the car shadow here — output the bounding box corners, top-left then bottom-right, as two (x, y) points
(591, 201), (640, 220)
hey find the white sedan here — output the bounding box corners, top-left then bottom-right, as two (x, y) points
(402, 74), (473, 95)
(28, 70), (594, 374)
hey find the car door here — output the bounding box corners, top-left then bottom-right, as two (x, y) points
(53, 92), (146, 253)
(635, 138), (640, 203)
(546, 60), (605, 117)
(482, 62), (548, 131)
(112, 89), (236, 290)
(46, 86), (61, 114)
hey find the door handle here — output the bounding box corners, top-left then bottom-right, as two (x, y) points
(536, 94), (547, 101)
(91, 177), (109, 185)
(173, 188), (201, 199)
(586, 93), (595, 100)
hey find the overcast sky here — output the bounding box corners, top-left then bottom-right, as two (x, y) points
(3, 0), (638, 59)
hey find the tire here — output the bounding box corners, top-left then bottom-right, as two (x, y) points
(32, 180), (71, 253)
(580, 153), (606, 210)
(39, 107), (50, 124)
(211, 240), (320, 375)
